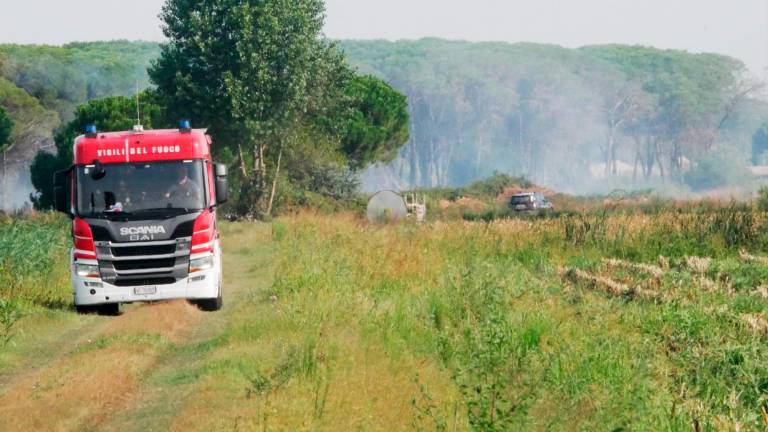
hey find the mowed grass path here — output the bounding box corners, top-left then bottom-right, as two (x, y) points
(1, 211), (768, 431)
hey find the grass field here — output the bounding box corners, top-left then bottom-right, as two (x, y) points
(1, 208), (768, 431)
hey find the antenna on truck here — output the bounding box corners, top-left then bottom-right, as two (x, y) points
(133, 81), (143, 133)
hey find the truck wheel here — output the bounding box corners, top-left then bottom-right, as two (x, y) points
(196, 272), (223, 312)
(75, 305), (95, 314)
(195, 295), (222, 312)
(97, 303), (123, 316)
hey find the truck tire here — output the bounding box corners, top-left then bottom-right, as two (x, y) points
(75, 305), (95, 314)
(97, 303), (123, 316)
(195, 271), (223, 312)
(195, 295), (222, 312)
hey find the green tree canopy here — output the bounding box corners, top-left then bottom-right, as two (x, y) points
(0, 42), (160, 123)
(0, 106), (12, 154)
(9, 37), (763, 201)
(337, 75), (409, 168)
(340, 39), (759, 190)
(30, 92), (163, 209)
(150, 0), (409, 215)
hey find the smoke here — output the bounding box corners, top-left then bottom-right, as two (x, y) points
(0, 42), (159, 211)
(346, 39), (768, 197)
(1, 135), (55, 212)
(0, 162), (35, 212)
(3, 40), (767, 205)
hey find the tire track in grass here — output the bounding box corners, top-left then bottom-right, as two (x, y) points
(0, 300), (203, 431)
(0, 312), (106, 390)
(0, 222), (267, 431)
(94, 222), (272, 432)
(0, 299), (201, 393)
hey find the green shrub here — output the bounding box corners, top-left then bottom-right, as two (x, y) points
(757, 186), (768, 212)
(459, 173), (532, 199)
(0, 213), (70, 308)
(684, 147), (753, 191)
(0, 299), (23, 348)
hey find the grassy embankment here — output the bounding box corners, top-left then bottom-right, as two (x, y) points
(1, 208), (768, 430)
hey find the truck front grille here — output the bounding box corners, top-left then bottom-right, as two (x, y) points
(94, 238), (192, 285)
(111, 244), (177, 257)
(113, 258), (176, 272)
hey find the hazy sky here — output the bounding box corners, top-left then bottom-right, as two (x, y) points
(1, 0), (766, 75)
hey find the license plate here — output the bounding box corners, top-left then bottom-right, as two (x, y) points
(134, 286), (157, 295)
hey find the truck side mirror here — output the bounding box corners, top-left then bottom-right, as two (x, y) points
(214, 163), (228, 205)
(53, 168), (72, 215)
(90, 160), (105, 180)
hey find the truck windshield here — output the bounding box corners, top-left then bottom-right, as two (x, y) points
(76, 160), (206, 218)
(511, 195), (533, 204)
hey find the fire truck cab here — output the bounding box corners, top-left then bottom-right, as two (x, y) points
(53, 121), (228, 315)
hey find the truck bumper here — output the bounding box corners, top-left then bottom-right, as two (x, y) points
(72, 266), (221, 306)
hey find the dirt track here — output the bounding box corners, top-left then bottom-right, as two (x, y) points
(0, 224), (269, 432)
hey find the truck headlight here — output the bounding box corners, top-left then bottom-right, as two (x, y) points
(189, 256), (214, 273)
(76, 263), (100, 278)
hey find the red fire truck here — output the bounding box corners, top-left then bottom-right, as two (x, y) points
(53, 121), (228, 315)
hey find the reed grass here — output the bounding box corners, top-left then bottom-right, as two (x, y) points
(0, 213), (70, 309)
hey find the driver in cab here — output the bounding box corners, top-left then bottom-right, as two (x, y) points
(165, 165), (201, 202)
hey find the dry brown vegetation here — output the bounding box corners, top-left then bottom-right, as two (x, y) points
(560, 266), (662, 302)
(742, 313), (768, 337)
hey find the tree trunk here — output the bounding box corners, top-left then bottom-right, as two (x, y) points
(669, 142), (683, 183)
(266, 146), (283, 216)
(635, 136), (655, 181)
(1, 151), (6, 212)
(655, 140), (665, 182)
(633, 150), (639, 181)
(237, 143), (248, 177)
(605, 115), (616, 176)
(409, 139), (418, 187)
(405, 101), (418, 187)
(253, 142), (265, 174)
(239, 139), (269, 216)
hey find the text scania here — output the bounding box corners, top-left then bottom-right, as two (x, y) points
(120, 225), (167, 241)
